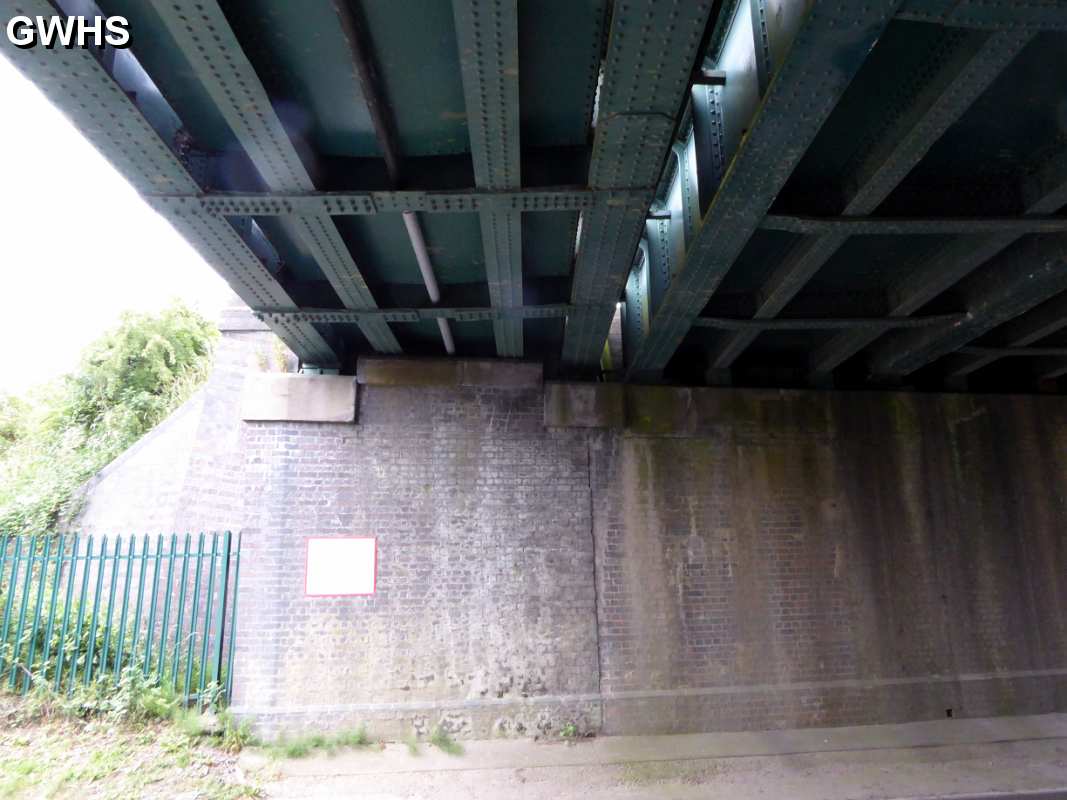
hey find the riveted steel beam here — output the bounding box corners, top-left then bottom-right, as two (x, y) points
(748, 0), (773, 95)
(256, 304), (584, 325)
(897, 0), (1067, 30)
(0, 0), (338, 366)
(762, 215), (1067, 236)
(830, 147), (1067, 378)
(144, 189), (647, 218)
(708, 28), (1031, 372)
(144, 0), (400, 354)
(674, 137), (702, 249)
(453, 0), (524, 357)
(626, 1), (901, 381)
(691, 84), (728, 213)
(561, 0), (715, 371)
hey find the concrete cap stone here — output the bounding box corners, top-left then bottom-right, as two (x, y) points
(242, 373), (357, 423)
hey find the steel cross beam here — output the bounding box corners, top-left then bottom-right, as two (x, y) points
(453, 0), (523, 357)
(707, 28), (1031, 372)
(762, 215), (1067, 236)
(693, 314), (965, 331)
(625, 1), (901, 380)
(853, 149), (1067, 378)
(1036, 358), (1067, 381)
(560, 0), (715, 372)
(0, 0), (338, 366)
(143, 0), (400, 355)
(868, 234), (1067, 377)
(959, 346), (1067, 358)
(254, 305), (965, 329)
(941, 292), (1067, 379)
(897, 0), (1067, 30)
(145, 189), (649, 218)
(257, 305), (581, 325)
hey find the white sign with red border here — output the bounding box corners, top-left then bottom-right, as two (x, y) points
(304, 537), (377, 596)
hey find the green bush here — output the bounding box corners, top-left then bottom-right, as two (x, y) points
(0, 302), (217, 535)
(0, 574), (220, 719)
(13, 665), (183, 724)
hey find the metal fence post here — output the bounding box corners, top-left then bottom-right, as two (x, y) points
(84, 535), (108, 685)
(0, 537), (23, 676)
(210, 531), (232, 699)
(9, 535), (38, 688)
(54, 534), (79, 691)
(21, 537), (53, 693)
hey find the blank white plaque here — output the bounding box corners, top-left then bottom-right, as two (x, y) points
(304, 537), (377, 596)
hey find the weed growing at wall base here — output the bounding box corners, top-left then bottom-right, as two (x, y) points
(429, 726), (464, 756)
(266, 726), (373, 759)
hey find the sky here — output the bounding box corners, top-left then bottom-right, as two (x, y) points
(0, 54), (233, 395)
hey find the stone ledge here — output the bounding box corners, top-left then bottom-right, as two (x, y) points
(241, 373), (357, 423)
(544, 383), (836, 434)
(544, 383), (625, 428)
(357, 357), (542, 388)
(232, 696), (602, 740)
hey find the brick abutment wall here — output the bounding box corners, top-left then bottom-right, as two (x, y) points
(75, 318), (1067, 738)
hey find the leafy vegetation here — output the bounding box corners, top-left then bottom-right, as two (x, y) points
(0, 302), (217, 536)
(0, 568), (223, 713)
(0, 304), (257, 796)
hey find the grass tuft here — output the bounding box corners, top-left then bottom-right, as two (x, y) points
(429, 726), (464, 756)
(404, 732), (420, 756)
(267, 726), (372, 760)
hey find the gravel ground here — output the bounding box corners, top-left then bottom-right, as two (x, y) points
(0, 697), (256, 799)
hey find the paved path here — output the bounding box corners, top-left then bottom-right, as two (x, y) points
(239, 714), (1067, 799)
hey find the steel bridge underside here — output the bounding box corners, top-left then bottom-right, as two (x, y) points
(7, 0), (1067, 393)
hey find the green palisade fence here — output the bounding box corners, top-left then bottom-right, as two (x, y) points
(0, 531), (240, 707)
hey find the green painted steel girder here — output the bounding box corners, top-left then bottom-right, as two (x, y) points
(453, 0), (524, 356)
(820, 140), (1067, 378)
(0, 0), (337, 366)
(709, 28), (1032, 372)
(626, 0), (902, 380)
(143, 0), (400, 355)
(560, 0), (715, 371)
